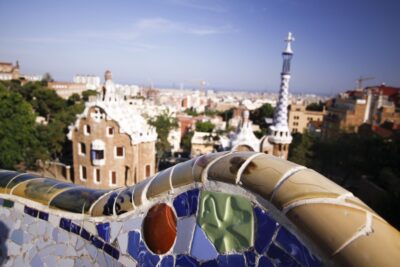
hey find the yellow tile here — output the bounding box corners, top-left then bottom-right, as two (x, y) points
(272, 169), (348, 208)
(146, 168), (173, 199)
(286, 203), (366, 256)
(12, 178), (73, 205)
(240, 154), (299, 199)
(192, 152), (229, 181)
(332, 218), (400, 267)
(207, 152), (258, 184)
(171, 159), (197, 188)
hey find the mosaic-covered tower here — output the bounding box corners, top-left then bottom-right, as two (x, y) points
(262, 32), (294, 159)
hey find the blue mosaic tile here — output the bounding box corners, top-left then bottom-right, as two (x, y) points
(267, 243), (300, 267)
(38, 211), (49, 221)
(173, 188), (199, 217)
(59, 218), (71, 231)
(97, 222), (111, 242)
(254, 206), (279, 254)
(245, 249), (257, 267)
(2, 199), (14, 208)
(191, 225), (218, 261)
(24, 206), (38, 217)
(80, 228), (91, 240)
(275, 227), (321, 267)
(104, 243), (120, 260)
(176, 255), (199, 267)
(10, 229), (24, 245)
(200, 260), (218, 267)
(217, 254), (245, 267)
(127, 231), (159, 267)
(160, 255), (174, 267)
(91, 236), (105, 249)
(258, 256), (274, 267)
(70, 223), (81, 235)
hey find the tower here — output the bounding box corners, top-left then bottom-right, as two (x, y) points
(261, 32), (294, 159)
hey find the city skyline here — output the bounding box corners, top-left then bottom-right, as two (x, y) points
(0, 0), (399, 93)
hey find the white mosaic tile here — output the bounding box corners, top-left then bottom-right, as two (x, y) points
(110, 221), (123, 243)
(75, 238), (85, 251)
(122, 216), (143, 232)
(13, 202), (24, 213)
(42, 255), (57, 267)
(117, 232), (128, 254)
(119, 255), (137, 267)
(82, 221), (97, 236)
(7, 241), (21, 256)
(86, 244), (98, 260)
(173, 216), (196, 254)
(58, 258), (74, 267)
(47, 214), (60, 228)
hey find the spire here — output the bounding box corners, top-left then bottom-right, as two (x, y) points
(271, 32), (294, 132)
(284, 32), (295, 54)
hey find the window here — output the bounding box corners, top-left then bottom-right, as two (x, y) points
(107, 127), (114, 137)
(110, 171), (117, 186)
(84, 125), (91, 135)
(115, 146), (125, 158)
(146, 165), (151, 177)
(94, 168), (101, 184)
(91, 150), (104, 160)
(79, 142), (86, 155)
(80, 165), (87, 181)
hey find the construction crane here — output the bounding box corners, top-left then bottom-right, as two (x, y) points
(356, 76), (375, 89)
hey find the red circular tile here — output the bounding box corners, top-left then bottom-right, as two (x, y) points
(143, 203), (177, 254)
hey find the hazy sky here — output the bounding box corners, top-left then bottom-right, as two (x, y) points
(0, 0), (399, 94)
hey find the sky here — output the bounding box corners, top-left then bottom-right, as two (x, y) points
(0, 0), (399, 94)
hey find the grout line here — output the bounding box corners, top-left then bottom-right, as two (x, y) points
(270, 166), (306, 202)
(332, 212), (373, 256)
(235, 153), (263, 184)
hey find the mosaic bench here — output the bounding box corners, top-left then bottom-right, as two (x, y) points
(0, 151), (399, 266)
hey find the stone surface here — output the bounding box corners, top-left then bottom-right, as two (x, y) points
(197, 191), (254, 253)
(143, 203), (177, 254)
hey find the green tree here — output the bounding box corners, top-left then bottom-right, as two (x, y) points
(148, 111), (179, 168)
(41, 72), (54, 84)
(184, 107), (198, 116)
(67, 93), (81, 105)
(288, 131), (315, 166)
(181, 131), (194, 152)
(250, 103), (274, 133)
(195, 121), (215, 133)
(0, 85), (41, 169)
(82, 90), (98, 101)
(306, 101), (324, 111)
(31, 88), (66, 120)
